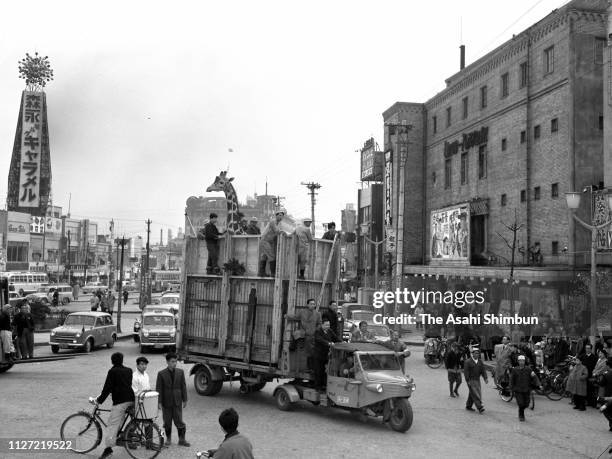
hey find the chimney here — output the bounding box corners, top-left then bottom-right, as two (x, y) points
(460, 45), (465, 70)
(160, 229), (163, 246)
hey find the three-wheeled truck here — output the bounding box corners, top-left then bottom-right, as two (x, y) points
(177, 231), (416, 432)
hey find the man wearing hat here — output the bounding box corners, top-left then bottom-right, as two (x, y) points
(245, 217), (260, 235)
(258, 209), (285, 277)
(294, 218), (313, 279)
(463, 348), (488, 414)
(198, 213), (225, 275)
(510, 355), (542, 421)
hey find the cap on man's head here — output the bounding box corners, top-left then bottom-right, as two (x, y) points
(303, 217), (312, 223)
(209, 213), (218, 219)
(518, 355), (526, 361)
(249, 216), (258, 222)
(471, 348), (480, 353)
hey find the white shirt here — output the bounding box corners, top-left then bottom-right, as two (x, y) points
(132, 370), (150, 396)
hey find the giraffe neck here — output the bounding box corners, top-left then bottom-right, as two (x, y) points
(224, 184), (241, 234)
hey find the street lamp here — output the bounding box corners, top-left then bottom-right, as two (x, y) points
(565, 189), (612, 342)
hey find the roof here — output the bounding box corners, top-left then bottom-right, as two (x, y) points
(333, 342), (392, 353)
(142, 311), (175, 317)
(67, 311), (111, 317)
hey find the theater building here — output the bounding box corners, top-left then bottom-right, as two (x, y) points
(382, 0), (612, 336)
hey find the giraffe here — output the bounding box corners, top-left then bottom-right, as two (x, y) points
(206, 171), (245, 234)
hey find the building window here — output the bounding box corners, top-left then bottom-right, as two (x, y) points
(519, 62), (528, 88)
(551, 183), (559, 198)
(7, 242), (28, 262)
(478, 145), (487, 179)
(446, 107), (452, 127)
(544, 46), (554, 75)
(520, 130), (526, 143)
(462, 96), (468, 120)
(600, 115), (604, 131)
(501, 72), (509, 98)
(433, 116), (437, 134)
(552, 241), (559, 256)
(595, 37), (605, 65)
(501, 138), (507, 151)
(461, 152), (468, 185)
(551, 118), (558, 133)
(521, 189), (526, 202)
(480, 85), (488, 108)
(445, 158), (452, 189)
(534, 125), (541, 139)
(534, 186), (541, 200)
(501, 194), (507, 207)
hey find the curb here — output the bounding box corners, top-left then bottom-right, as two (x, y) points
(33, 333), (134, 348)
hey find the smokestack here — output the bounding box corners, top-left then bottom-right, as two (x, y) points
(460, 45), (465, 70)
(160, 229), (163, 246)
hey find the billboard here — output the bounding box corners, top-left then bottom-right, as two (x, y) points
(18, 92), (43, 207)
(45, 217), (62, 235)
(8, 211), (31, 242)
(360, 138), (383, 181)
(384, 151), (392, 226)
(30, 215), (45, 234)
(430, 204), (470, 260)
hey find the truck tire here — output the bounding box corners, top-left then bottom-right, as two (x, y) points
(275, 388), (294, 411)
(62, 297), (70, 305)
(194, 367), (223, 396)
(387, 398), (413, 433)
(51, 345), (60, 354)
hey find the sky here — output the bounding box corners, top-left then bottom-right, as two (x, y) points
(0, 0), (569, 240)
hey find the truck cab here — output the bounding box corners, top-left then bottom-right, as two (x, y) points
(273, 342), (415, 432)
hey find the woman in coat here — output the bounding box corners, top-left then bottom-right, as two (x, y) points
(566, 356), (588, 411)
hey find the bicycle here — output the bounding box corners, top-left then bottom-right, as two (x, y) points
(424, 337), (447, 369)
(60, 396), (164, 458)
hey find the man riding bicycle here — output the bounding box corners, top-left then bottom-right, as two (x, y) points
(96, 352), (135, 459)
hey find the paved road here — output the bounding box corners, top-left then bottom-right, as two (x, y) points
(2, 342), (611, 459)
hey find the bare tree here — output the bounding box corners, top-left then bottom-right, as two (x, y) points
(496, 209), (525, 325)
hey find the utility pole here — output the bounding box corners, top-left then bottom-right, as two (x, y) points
(301, 182), (321, 237)
(146, 219), (152, 305)
(108, 219), (114, 290)
(83, 242), (89, 284)
(67, 230), (71, 285)
(116, 236), (128, 333)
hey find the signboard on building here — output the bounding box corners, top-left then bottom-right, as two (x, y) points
(8, 211), (31, 242)
(45, 217), (62, 235)
(30, 215), (45, 234)
(360, 138), (383, 181)
(385, 226), (396, 253)
(430, 204), (470, 260)
(384, 151), (393, 226)
(595, 192), (612, 251)
(18, 92), (43, 207)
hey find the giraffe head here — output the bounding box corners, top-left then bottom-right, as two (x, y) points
(206, 171), (234, 193)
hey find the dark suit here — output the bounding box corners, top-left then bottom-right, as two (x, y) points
(156, 367), (188, 439)
(313, 327), (339, 388)
(464, 357), (488, 411)
(582, 353), (598, 406)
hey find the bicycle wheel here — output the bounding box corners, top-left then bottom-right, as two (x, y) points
(123, 419), (163, 459)
(499, 388), (513, 402)
(60, 412), (102, 454)
(544, 377), (563, 401)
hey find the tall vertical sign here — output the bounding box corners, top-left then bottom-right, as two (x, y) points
(19, 92), (42, 207)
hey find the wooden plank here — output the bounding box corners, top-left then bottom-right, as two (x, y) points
(286, 235), (299, 316)
(270, 233), (286, 364)
(316, 234), (339, 310)
(217, 235), (233, 356)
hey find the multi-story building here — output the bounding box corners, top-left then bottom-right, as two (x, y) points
(383, 0), (611, 336)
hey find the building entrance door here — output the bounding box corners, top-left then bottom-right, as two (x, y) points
(470, 215), (486, 265)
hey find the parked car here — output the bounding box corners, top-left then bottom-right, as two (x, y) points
(82, 282), (107, 294)
(159, 292), (180, 306)
(137, 311), (177, 352)
(49, 312), (117, 354)
(28, 284), (72, 305)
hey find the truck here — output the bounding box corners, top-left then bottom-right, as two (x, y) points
(177, 232), (416, 432)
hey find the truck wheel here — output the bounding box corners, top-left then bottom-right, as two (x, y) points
(107, 335), (116, 349)
(194, 367), (223, 396)
(275, 388), (294, 411)
(62, 298), (70, 305)
(51, 345), (60, 354)
(387, 398), (413, 432)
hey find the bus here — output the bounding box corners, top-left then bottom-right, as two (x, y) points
(0, 271), (49, 296)
(151, 270), (181, 293)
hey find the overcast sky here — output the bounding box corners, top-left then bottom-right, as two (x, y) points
(0, 0), (567, 240)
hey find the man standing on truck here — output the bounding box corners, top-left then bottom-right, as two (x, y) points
(313, 319), (340, 389)
(288, 298), (321, 373)
(294, 217), (313, 279)
(198, 213), (225, 275)
(258, 208), (285, 277)
(245, 217), (260, 235)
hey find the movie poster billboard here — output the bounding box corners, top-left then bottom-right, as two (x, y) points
(430, 204), (470, 260)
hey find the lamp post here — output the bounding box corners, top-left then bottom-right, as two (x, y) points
(565, 190), (612, 343)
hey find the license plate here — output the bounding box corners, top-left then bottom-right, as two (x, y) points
(59, 344), (68, 349)
(154, 344), (163, 349)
